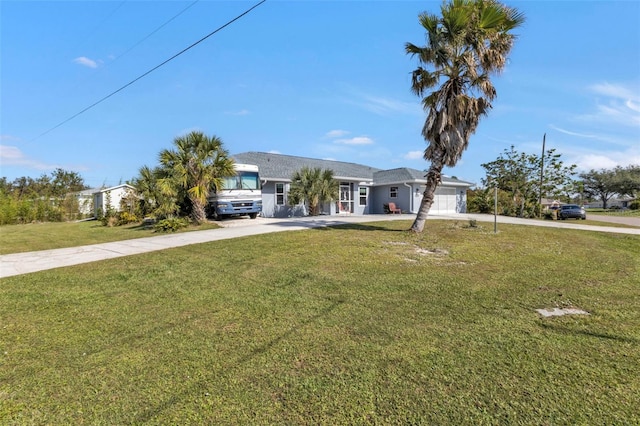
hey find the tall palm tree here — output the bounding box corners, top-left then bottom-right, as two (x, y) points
(289, 167), (338, 216)
(158, 131), (235, 224)
(406, 0), (524, 232)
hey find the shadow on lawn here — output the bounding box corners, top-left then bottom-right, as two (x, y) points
(540, 322), (638, 344)
(268, 220), (406, 233)
(131, 300), (344, 424)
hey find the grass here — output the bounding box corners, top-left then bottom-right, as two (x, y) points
(539, 217), (639, 228)
(587, 208), (640, 218)
(1, 220), (639, 424)
(0, 220), (220, 255)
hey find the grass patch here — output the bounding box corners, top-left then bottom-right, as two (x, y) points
(1, 220), (639, 424)
(0, 220), (220, 255)
(587, 209), (640, 218)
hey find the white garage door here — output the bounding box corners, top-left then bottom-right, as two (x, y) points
(432, 187), (457, 214)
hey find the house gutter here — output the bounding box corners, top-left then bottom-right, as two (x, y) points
(403, 182), (413, 213)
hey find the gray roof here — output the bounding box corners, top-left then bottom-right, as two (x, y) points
(374, 168), (473, 186)
(232, 152), (473, 187)
(233, 152), (382, 181)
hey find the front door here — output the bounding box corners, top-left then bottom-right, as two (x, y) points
(338, 182), (353, 213)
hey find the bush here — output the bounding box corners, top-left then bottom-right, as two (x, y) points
(629, 200), (639, 210)
(102, 216), (119, 227)
(117, 211), (139, 225)
(154, 217), (189, 233)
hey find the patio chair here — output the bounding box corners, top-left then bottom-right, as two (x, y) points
(387, 202), (401, 214)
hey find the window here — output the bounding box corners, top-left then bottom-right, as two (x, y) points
(275, 183), (285, 205)
(390, 186), (398, 198)
(359, 187), (368, 206)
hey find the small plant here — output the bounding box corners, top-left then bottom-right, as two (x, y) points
(154, 217), (189, 233)
(116, 211), (139, 225)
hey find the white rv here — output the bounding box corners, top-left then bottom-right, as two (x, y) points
(207, 163), (262, 219)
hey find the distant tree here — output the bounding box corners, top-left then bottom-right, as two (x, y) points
(50, 168), (87, 197)
(288, 167), (339, 216)
(613, 165), (640, 199)
(580, 165), (640, 209)
(158, 131), (235, 224)
(0, 169), (88, 224)
(481, 146), (576, 217)
(579, 168), (618, 209)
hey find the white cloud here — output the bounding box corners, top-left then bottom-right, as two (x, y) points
(0, 145), (60, 170)
(73, 56), (100, 68)
(575, 154), (620, 171)
(579, 82), (640, 127)
(334, 136), (374, 145)
(404, 150), (423, 160)
(590, 82), (639, 101)
(325, 129), (349, 138)
(0, 145), (23, 161)
(566, 147), (640, 173)
(267, 150), (281, 154)
(225, 109), (250, 116)
(355, 94), (420, 116)
(626, 100), (640, 113)
(549, 125), (598, 139)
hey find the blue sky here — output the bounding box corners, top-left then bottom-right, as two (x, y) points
(1, 0), (639, 188)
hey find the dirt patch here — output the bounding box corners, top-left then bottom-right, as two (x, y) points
(536, 308), (590, 317)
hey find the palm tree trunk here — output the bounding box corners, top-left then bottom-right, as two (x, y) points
(191, 198), (207, 224)
(410, 151), (445, 233)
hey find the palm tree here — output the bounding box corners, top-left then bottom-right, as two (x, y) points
(158, 131), (235, 224)
(131, 165), (175, 219)
(405, 0), (524, 232)
(289, 167), (338, 216)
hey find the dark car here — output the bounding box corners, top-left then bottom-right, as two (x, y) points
(558, 204), (586, 220)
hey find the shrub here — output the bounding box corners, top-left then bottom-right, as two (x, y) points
(154, 217), (189, 233)
(102, 216), (119, 227)
(629, 200), (639, 210)
(117, 211), (139, 225)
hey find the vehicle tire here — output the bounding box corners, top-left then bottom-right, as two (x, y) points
(249, 213), (258, 219)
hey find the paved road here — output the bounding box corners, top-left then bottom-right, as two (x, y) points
(1, 213), (638, 278)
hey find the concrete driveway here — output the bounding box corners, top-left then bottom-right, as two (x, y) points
(1, 213), (638, 278)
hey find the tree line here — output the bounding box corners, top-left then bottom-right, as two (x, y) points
(0, 169), (89, 225)
(468, 146), (639, 217)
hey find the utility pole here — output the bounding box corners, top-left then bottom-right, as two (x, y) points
(538, 133), (546, 218)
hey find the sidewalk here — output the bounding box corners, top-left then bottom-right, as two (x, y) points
(1, 214), (638, 278)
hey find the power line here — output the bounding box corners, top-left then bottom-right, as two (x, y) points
(74, 0), (128, 52)
(32, 0), (267, 142)
(108, 0), (200, 66)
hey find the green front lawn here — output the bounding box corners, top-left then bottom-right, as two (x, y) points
(587, 208), (640, 217)
(0, 220), (220, 255)
(1, 220), (639, 424)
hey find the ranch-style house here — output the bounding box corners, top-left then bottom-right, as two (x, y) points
(232, 152), (473, 218)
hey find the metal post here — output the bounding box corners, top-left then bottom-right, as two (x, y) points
(494, 185), (498, 233)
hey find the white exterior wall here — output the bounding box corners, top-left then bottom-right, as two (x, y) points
(94, 185), (135, 217)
